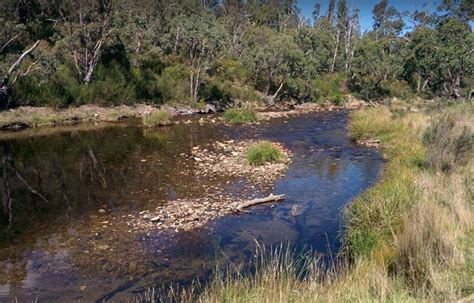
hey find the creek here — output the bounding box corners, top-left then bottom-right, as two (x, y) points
(0, 110), (383, 301)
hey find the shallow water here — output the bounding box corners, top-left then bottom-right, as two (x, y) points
(0, 111), (383, 301)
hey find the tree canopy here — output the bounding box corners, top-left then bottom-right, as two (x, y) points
(0, 0), (472, 108)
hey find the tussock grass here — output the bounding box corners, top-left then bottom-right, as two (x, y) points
(142, 110), (174, 127)
(246, 141), (283, 166)
(139, 102), (473, 302)
(423, 113), (473, 172)
(223, 108), (257, 124)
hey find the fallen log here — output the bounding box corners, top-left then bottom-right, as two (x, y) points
(235, 194), (285, 211)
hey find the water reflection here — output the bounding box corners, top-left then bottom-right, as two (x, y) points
(0, 111), (383, 301)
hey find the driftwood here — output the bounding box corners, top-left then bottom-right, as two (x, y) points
(235, 194), (285, 211)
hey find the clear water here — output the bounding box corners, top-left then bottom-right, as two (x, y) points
(0, 111), (383, 301)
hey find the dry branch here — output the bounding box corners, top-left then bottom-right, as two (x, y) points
(235, 194), (285, 211)
(6, 40), (40, 77)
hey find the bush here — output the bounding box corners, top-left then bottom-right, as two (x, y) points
(423, 114), (473, 172)
(310, 73), (347, 104)
(209, 58), (248, 82)
(223, 108), (257, 124)
(384, 80), (414, 100)
(142, 110), (174, 127)
(246, 141), (283, 166)
(156, 64), (191, 104)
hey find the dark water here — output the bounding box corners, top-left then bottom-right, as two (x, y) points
(0, 111), (383, 301)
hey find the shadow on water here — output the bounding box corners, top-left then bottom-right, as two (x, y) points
(0, 111), (383, 301)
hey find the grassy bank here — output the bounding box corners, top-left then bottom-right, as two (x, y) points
(148, 102), (473, 302)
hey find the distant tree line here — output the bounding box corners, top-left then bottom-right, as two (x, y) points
(0, 0), (472, 108)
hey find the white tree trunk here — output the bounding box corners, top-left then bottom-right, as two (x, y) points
(330, 28), (340, 73)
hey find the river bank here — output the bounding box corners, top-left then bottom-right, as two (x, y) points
(0, 99), (368, 132)
(165, 102), (472, 302)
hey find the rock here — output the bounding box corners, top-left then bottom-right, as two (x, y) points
(206, 104), (217, 113)
(97, 244), (109, 251)
(291, 204), (304, 217)
(98, 209), (106, 214)
(150, 216), (160, 222)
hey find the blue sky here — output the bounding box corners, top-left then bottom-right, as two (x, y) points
(297, 0), (441, 32)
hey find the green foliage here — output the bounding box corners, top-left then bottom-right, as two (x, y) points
(1, 0), (472, 109)
(156, 64), (191, 105)
(383, 80), (414, 100)
(223, 108), (257, 124)
(209, 59), (247, 82)
(246, 141), (283, 166)
(310, 73), (347, 104)
(142, 110), (174, 127)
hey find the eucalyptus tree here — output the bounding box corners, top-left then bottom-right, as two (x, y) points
(41, 0), (115, 86)
(242, 25), (303, 104)
(434, 19), (473, 98)
(175, 12), (229, 102)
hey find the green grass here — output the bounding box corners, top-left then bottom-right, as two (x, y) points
(142, 110), (174, 127)
(223, 108), (257, 124)
(246, 141), (283, 166)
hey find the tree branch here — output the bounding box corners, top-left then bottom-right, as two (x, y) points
(3, 40), (40, 90)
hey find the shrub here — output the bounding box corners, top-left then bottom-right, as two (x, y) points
(423, 114), (473, 172)
(209, 58), (248, 82)
(142, 110), (174, 127)
(383, 80), (414, 100)
(310, 73), (347, 104)
(246, 141), (283, 166)
(223, 108), (257, 124)
(156, 64), (191, 104)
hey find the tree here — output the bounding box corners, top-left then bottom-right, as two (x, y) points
(243, 26), (303, 104)
(350, 33), (405, 100)
(404, 27), (438, 94)
(57, 0), (113, 84)
(372, 0), (405, 38)
(1, 40), (41, 105)
(330, 0), (348, 73)
(434, 19), (473, 98)
(327, 0), (336, 23)
(312, 0), (321, 23)
(176, 12), (229, 102)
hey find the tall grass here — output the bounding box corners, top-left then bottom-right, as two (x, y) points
(139, 103), (473, 302)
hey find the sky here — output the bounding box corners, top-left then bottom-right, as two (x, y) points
(297, 0), (441, 32)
